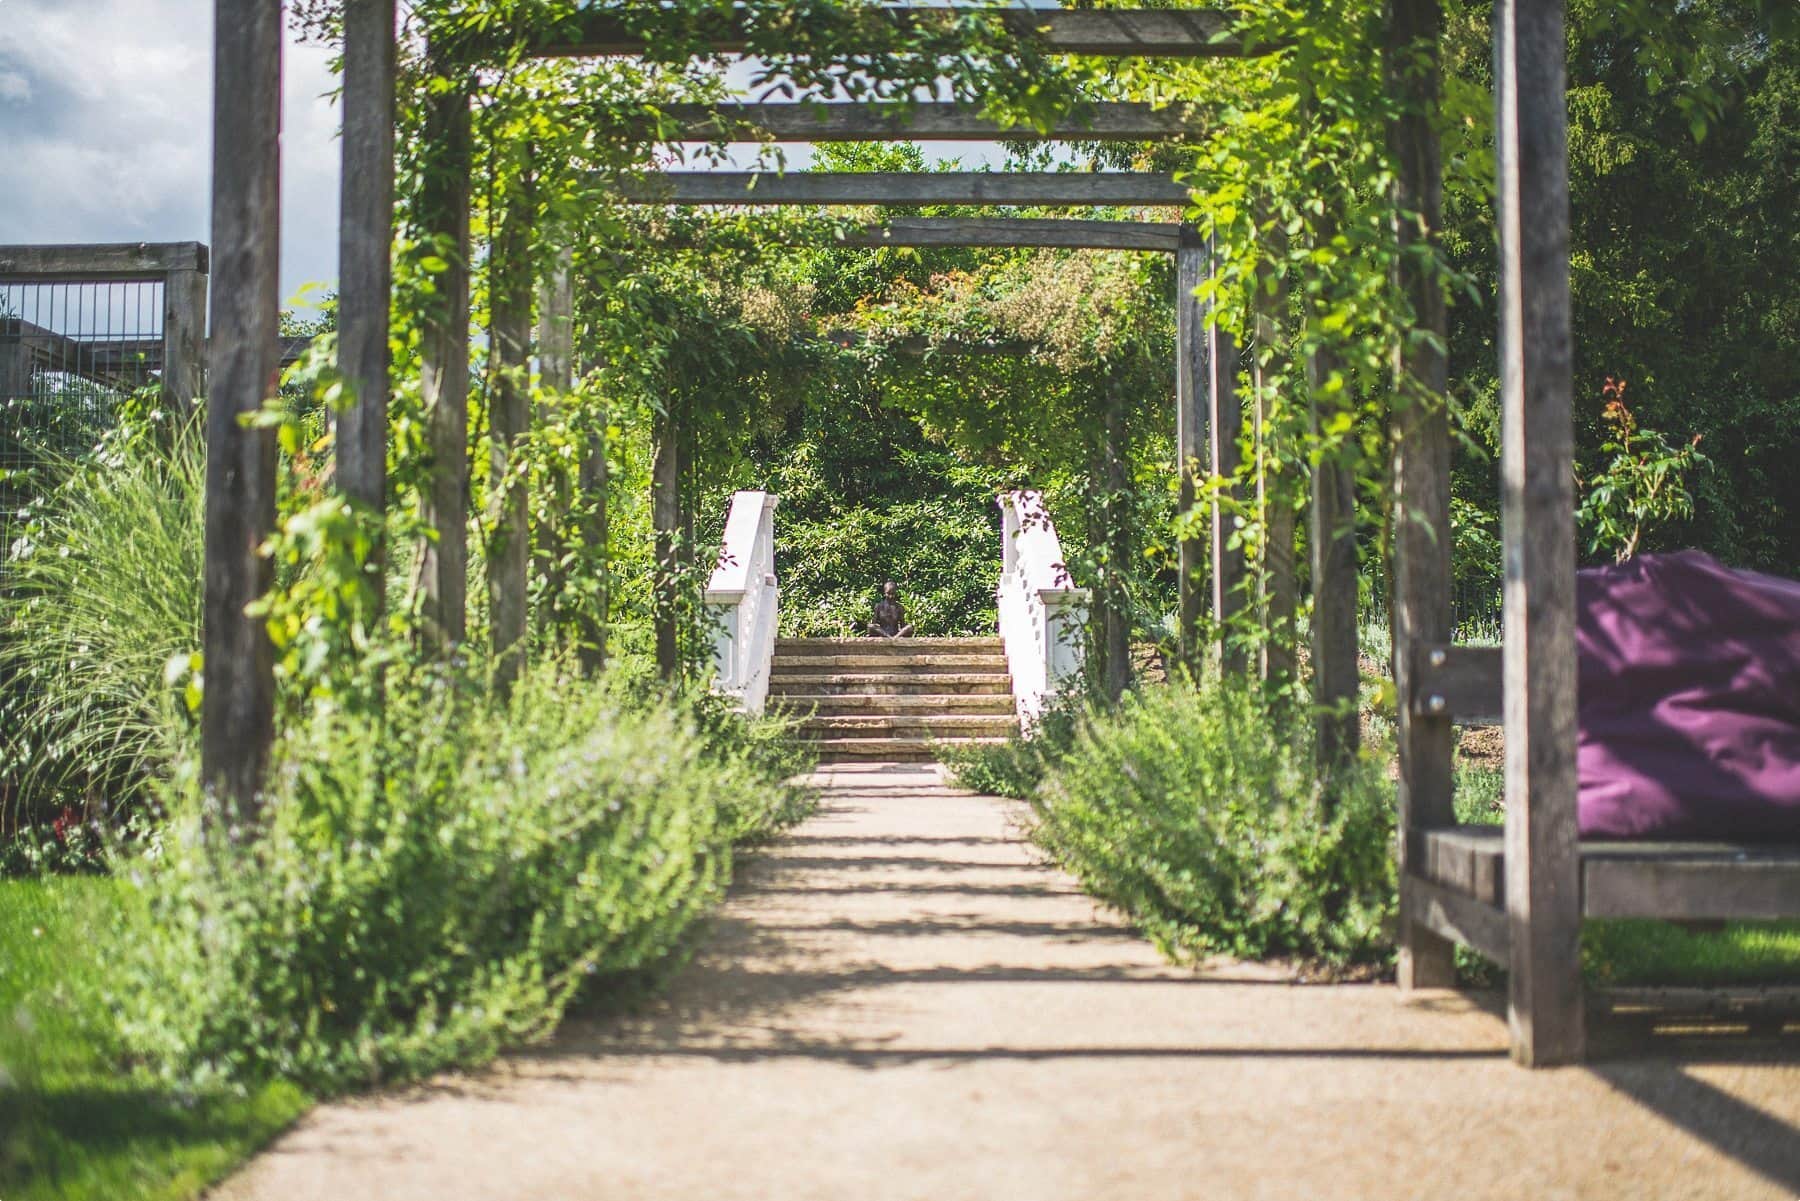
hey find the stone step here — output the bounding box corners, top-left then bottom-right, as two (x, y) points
(776, 637), (1002, 653)
(811, 735), (1011, 763)
(773, 694), (1016, 716)
(768, 674), (1013, 696)
(796, 714), (1020, 738)
(771, 653), (1007, 673)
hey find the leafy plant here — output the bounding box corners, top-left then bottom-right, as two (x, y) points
(1029, 679), (1396, 969)
(113, 665), (810, 1094)
(0, 406), (203, 844)
(1577, 379), (1709, 562)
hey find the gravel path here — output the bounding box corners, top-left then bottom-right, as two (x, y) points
(216, 763), (1800, 1200)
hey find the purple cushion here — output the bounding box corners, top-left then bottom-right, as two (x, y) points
(1577, 550), (1800, 840)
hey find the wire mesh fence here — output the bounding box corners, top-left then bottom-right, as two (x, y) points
(1, 278), (167, 555)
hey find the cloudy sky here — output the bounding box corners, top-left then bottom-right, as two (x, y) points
(0, 0), (1007, 309)
(0, 0), (343, 306)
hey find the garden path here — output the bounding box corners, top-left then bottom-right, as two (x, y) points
(217, 763), (1800, 1201)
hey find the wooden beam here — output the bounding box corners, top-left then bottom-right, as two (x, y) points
(649, 101), (1199, 143)
(650, 217), (1182, 253)
(1174, 230), (1207, 674)
(202, 0), (280, 815)
(533, 7), (1242, 59)
(1419, 824), (1505, 907)
(1496, 0), (1584, 1068)
(0, 241), (207, 282)
(1207, 239), (1247, 675)
(1252, 218), (1297, 686)
(1582, 848), (1800, 921)
(417, 69), (472, 651)
(619, 171), (1191, 207)
(336, 0), (396, 554)
(1388, 0), (1456, 992)
(160, 266), (208, 410)
(1402, 874), (1511, 966)
(1408, 643), (1502, 722)
(488, 163), (534, 697)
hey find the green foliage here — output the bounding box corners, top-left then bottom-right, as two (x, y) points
(937, 686), (1086, 800)
(0, 407), (203, 844)
(113, 667), (810, 1094)
(1029, 679), (1396, 969)
(0, 877), (309, 1201)
(1576, 380), (1709, 563)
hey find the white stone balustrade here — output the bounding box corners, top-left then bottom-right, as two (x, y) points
(706, 491), (781, 714)
(996, 490), (1088, 728)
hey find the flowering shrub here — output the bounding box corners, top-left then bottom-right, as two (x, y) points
(1578, 379), (1709, 563)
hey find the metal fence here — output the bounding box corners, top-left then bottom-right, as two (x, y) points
(0, 243), (208, 555)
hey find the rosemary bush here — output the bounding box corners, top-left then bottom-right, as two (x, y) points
(113, 668), (810, 1093)
(1029, 679), (1395, 969)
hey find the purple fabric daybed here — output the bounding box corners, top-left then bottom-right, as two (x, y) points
(1577, 550), (1800, 841)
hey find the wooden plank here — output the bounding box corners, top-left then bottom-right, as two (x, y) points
(0, 241), (207, 282)
(533, 7), (1242, 59)
(647, 217), (1183, 253)
(1174, 230), (1207, 674)
(1409, 643), (1502, 721)
(1595, 985), (1800, 1022)
(201, 0), (279, 815)
(487, 165), (534, 697)
(1497, 0), (1584, 1067)
(336, 0), (396, 545)
(160, 266), (208, 410)
(1583, 849), (1800, 920)
(619, 171), (1190, 207)
(651, 101), (1199, 143)
(416, 70), (472, 651)
(1419, 824), (1506, 907)
(1388, 0), (1456, 992)
(1403, 874), (1511, 965)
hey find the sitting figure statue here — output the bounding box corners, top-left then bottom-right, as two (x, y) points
(867, 581), (915, 638)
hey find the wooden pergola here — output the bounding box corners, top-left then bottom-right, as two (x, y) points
(201, 1), (1800, 1066)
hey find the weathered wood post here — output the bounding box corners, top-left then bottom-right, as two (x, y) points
(161, 251), (209, 411)
(487, 162), (534, 695)
(1097, 376), (1133, 704)
(1496, 0), (1584, 1066)
(652, 397), (682, 681)
(336, 0), (396, 604)
(202, 0), (282, 814)
(1253, 219), (1296, 685)
(1207, 236), (1247, 676)
(1308, 334), (1360, 766)
(416, 58), (472, 650)
(1387, 0), (1458, 991)
(1175, 226), (1208, 676)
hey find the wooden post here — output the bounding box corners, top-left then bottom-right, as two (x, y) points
(652, 398), (681, 681)
(161, 264), (208, 411)
(488, 162), (534, 696)
(1253, 224), (1296, 685)
(336, 0), (396, 578)
(1207, 236), (1247, 676)
(1098, 376), (1132, 704)
(1309, 339), (1360, 766)
(202, 0), (281, 814)
(1496, 0), (1584, 1066)
(1175, 227), (1208, 675)
(1387, 0), (1458, 991)
(416, 66), (471, 651)
(538, 245), (574, 391)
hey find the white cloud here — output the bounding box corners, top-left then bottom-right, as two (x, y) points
(0, 0), (342, 306)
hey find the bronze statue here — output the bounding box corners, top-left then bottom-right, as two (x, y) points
(867, 581), (915, 638)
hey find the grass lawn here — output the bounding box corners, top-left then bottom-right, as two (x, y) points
(0, 876), (311, 1201)
(1453, 765), (1800, 988)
